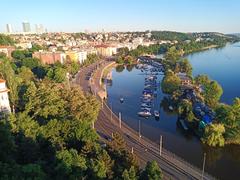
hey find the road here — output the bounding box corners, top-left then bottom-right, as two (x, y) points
(74, 60), (215, 180)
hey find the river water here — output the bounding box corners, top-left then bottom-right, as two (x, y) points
(106, 42), (240, 179)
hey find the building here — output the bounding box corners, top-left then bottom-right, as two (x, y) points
(6, 24), (12, 34)
(177, 72), (192, 86)
(33, 51), (66, 64)
(22, 21), (31, 33)
(95, 44), (117, 56)
(15, 42), (32, 49)
(0, 46), (15, 58)
(0, 79), (11, 114)
(35, 24), (44, 34)
(78, 51), (87, 64)
(65, 51), (79, 62)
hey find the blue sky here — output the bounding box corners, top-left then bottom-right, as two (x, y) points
(1, 0), (239, 33)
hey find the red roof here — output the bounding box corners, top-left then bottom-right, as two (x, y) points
(95, 44), (110, 48)
(0, 46), (14, 49)
(0, 79), (6, 83)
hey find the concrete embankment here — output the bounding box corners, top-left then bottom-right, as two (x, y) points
(91, 61), (116, 100)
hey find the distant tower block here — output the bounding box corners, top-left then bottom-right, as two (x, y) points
(22, 21), (31, 33)
(6, 24), (12, 34)
(0, 79), (11, 114)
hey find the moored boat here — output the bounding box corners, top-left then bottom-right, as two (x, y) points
(154, 110), (160, 118)
(138, 111), (151, 117)
(120, 97), (124, 103)
(178, 119), (189, 131)
(169, 105), (174, 111)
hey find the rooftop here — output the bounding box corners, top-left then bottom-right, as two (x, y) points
(0, 79), (6, 83)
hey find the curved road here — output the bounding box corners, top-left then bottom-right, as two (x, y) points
(74, 60), (215, 180)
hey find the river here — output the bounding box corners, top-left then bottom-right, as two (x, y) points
(106, 42), (240, 180)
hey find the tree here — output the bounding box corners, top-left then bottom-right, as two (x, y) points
(215, 98), (240, 144)
(10, 112), (39, 139)
(195, 75), (223, 108)
(89, 159), (107, 179)
(24, 81), (66, 120)
(107, 133), (139, 177)
(29, 44), (46, 53)
(0, 58), (20, 106)
(108, 133), (126, 153)
(125, 56), (135, 65)
(178, 58), (192, 76)
(52, 66), (67, 83)
(161, 70), (181, 94)
(116, 56), (125, 64)
(83, 54), (100, 66)
(55, 149), (87, 178)
(17, 66), (35, 82)
(0, 34), (15, 45)
(202, 124), (225, 147)
(178, 99), (195, 122)
(11, 50), (31, 60)
(117, 47), (129, 57)
(116, 64), (125, 73)
(0, 52), (6, 58)
(64, 61), (80, 75)
(165, 46), (181, 62)
(216, 104), (235, 128)
(140, 161), (163, 180)
(21, 164), (46, 179)
(205, 81), (223, 108)
(122, 166), (137, 180)
(62, 87), (100, 123)
(0, 120), (15, 162)
(21, 57), (41, 69)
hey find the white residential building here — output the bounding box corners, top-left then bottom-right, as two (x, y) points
(0, 79), (11, 114)
(78, 51), (87, 64)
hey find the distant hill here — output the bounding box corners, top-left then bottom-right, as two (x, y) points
(150, 31), (239, 42)
(230, 33), (240, 37)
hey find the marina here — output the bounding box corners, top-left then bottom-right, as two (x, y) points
(137, 58), (164, 118)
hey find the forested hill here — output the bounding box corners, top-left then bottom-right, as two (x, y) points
(151, 31), (240, 42)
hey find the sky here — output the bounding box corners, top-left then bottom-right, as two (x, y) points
(0, 0), (240, 33)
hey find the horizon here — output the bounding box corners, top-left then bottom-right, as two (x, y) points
(1, 0), (240, 34)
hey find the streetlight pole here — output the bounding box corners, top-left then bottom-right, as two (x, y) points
(110, 102), (113, 122)
(119, 112), (122, 129)
(159, 135), (162, 156)
(138, 119), (141, 140)
(201, 153), (206, 180)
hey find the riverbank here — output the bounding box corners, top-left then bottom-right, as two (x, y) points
(183, 44), (220, 56)
(101, 62), (117, 83)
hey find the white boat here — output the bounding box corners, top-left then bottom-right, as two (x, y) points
(178, 119), (189, 131)
(120, 97), (124, 103)
(141, 98), (152, 103)
(138, 111), (151, 117)
(154, 110), (160, 118)
(141, 104), (151, 108)
(169, 106), (174, 111)
(141, 107), (151, 111)
(143, 94), (152, 98)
